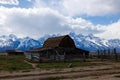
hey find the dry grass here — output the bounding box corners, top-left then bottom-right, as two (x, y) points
(0, 55), (33, 71)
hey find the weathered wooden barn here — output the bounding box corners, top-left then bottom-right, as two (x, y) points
(25, 35), (89, 62)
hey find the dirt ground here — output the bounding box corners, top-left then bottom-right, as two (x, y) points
(1, 60), (120, 80)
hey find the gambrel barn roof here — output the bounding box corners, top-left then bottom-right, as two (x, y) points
(43, 35), (75, 48)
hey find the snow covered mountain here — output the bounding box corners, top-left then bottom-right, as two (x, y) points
(0, 33), (120, 52)
(0, 35), (41, 52)
(17, 37), (41, 50)
(69, 33), (110, 51)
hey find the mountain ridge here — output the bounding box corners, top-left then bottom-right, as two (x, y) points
(0, 32), (120, 52)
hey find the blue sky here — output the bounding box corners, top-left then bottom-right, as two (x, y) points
(0, 0), (120, 39)
(0, 0), (33, 8)
(81, 15), (120, 25)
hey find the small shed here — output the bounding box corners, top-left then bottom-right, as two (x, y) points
(0, 53), (7, 56)
(25, 35), (89, 62)
(6, 50), (24, 56)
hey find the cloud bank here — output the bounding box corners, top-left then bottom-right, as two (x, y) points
(34, 0), (120, 16)
(95, 20), (120, 39)
(0, 7), (105, 38)
(0, 0), (120, 39)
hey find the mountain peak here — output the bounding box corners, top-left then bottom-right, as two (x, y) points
(0, 32), (120, 52)
(9, 34), (17, 40)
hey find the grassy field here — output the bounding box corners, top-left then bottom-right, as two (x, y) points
(36, 60), (99, 69)
(0, 55), (33, 71)
(0, 55), (103, 71)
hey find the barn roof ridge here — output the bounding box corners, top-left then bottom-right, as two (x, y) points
(47, 35), (69, 40)
(43, 35), (73, 48)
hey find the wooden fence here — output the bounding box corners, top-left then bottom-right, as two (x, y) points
(90, 48), (120, 61)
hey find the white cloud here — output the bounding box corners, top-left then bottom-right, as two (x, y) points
(27, 0), (31, 2)
(63, 0), (120, 16)
(95, 20), (120, 39)
(0, 7), (71, 38)
(0, 0), (120, 39)
(0, 0), (19, 5)
(0, 7), (104, 38)
(34, 0), (120, 16)
(66, 17), (105, 34)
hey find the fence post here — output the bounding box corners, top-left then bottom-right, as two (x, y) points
(104, 49), (106, 59)
(114, 48), (118, 61)
(108, 49), (110, 59)
(101, 50), (104, 61)
(97, 50), (100, 58)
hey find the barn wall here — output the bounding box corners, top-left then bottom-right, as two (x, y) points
(25, 47), (89, 62)
(25, 52), (32, 59)
(39, 50), (66, 62)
